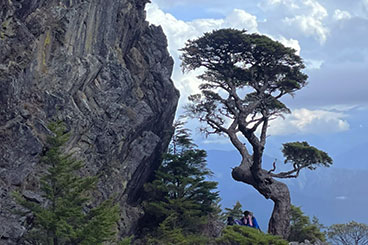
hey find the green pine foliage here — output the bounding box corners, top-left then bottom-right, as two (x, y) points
(282, 141), (332, 170)
(141, 121), (219, 240)
(118, 236), (133, 245)
(217, 226), (288, 245)
(223, 201), (244, 221)
(14, 122), (119, 245)
(146, 214), (210, 245)
(288, 205), (326, 243)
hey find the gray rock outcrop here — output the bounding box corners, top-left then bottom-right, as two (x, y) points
(289, 240), (329, 245)
(0, 0), (179, 243)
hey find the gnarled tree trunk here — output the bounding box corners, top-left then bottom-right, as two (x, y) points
(266, 180), (291, 238)
(232, 164), (291, 239)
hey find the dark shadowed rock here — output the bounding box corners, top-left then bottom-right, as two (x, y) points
(0, 0), (179, 243)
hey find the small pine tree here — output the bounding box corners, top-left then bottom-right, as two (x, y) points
(223, 201), (244, 221)
(288, 205), (326, 243)
(14, 122), (119, 245)
(141, 120), (219, 239)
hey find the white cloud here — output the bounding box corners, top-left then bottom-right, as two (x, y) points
(146, 3), (206, 109)
(276, 36), (301, 55)
(224, 9), (258, 32)
(146, 3), (306, 112)
(146, 4), (259, 56)
(335, 196), (348, 200)
(195, 108), (350, 144)
(321, 104), (359, 112)
(283, 14), (328, 44)
(146, 3), (198, 58)
(147, 1), (367, 116)
(263, 0), (300, 10)
(261, 0), (329, 44)
(363, 0), (368, 12)
(305, 59), (324, 70)
(304, 0), (328, 18)
(146, 3), (264, 110)
(268, 108), (350, 135)
(333, 9), (352, 20)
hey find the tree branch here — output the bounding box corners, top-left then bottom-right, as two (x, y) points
(227, 120), (252, 160)
(260, 113), (269, 146)
(206, 115), (252, 163)
(267, 160), (277, 174)
(269, 166), (305, 179)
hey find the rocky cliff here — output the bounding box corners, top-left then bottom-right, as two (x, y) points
(0, 0), (179, 243)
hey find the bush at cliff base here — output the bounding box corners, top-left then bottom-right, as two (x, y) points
(216, 225), (288, 245)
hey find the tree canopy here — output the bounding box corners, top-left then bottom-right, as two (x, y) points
(328, 221), (368, 245)
(181, 29), (307, 138)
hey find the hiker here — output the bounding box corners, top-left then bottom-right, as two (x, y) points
(228, 216), (242, 225)
(227, 216), (235, 225)
(239, 210), (261, 230)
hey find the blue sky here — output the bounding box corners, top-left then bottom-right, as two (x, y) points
(145, 0), (368, 170)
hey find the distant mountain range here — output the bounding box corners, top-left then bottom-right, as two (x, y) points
(206, 149), (368, 231)
(333, 141), (368, 169)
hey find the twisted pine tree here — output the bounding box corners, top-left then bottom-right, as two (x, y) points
(180, 28), (332, 238)
(14, 122), (119, 245)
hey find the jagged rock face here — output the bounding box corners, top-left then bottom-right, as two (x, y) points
(0, 0), (179, 243)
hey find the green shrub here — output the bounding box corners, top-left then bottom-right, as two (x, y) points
(119, 236), (133, 245)
(216, 226), (288, 245)
(288, 205), (326, 242)
(143, 214), (209, 245)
